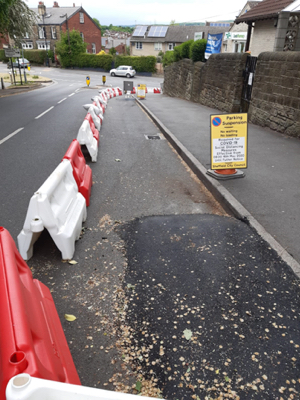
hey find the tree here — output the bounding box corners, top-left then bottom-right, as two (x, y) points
(55, 29), (86, 67)
(109, 47), (116, 56)
(0, 0), (37, 45)
(93, 17), (101, 29)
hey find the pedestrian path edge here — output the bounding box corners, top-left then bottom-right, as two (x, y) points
(136, 98), (300, 279)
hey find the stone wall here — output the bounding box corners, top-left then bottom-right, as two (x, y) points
(198, 53), (248, 113)
(164, 53), (247, 113)
(249, 52), (300, 137)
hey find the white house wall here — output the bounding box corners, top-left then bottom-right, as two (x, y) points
(250, 19), (277, 56)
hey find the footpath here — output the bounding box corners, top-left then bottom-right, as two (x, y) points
(137, 95), (300, 275)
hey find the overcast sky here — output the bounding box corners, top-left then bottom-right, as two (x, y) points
(26, 0), (248, 26)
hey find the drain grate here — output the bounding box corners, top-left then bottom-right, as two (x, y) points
(145, 135), (161, 140)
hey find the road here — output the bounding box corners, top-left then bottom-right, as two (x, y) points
(0, 64), (163, 241)
(1, 66), (300, 399)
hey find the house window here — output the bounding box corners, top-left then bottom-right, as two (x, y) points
(24, 32), (29, 38)
(92, 43), (96, 54)
(234, 42), (245, 53)
(80, 32), (84, 41)
(154, 42), (162, 51)
(22, 43), (33, 49)
(80, 12), (84, 23)
(135, 42), (143, 49)
(37, 43), (50, 50)
(39, 27), (45, 39)
(51, 26), (56, 39)
(168, 43), (175, 50)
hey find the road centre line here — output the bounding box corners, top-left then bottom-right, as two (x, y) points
(35, 106), (54, 120)
(0, 127), (24, 146)
(57, 98), (67, 104)
(68, 93), (75, 97)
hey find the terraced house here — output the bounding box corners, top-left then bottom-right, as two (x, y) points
(22, 1), (101, 55)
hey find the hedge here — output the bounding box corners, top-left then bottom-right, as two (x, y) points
(181, 40), (194, 59)
(162, 51), (175, 67)
(23, 50), (48, 64)
(71, 53), (113, 70)
(115, 55), (156, 73)
(190, 39), (207, 62)
(0, 49), (9, 62)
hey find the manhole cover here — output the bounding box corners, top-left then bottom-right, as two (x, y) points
(145, 135), (161, 140)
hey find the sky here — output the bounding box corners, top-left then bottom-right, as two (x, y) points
(26, 0), (248, 26)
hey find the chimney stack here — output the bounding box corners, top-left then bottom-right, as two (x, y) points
(38, 1), (46, 15)
(53, 1), (59, 7)
(73, 3), (75, 6)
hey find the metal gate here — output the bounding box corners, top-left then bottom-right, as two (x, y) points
(241, 55), (258, 112)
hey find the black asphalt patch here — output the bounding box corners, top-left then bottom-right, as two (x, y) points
(119, 214), (300, 400)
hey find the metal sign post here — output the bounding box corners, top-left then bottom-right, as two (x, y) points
(207, 113), (248, 180)
(5, 49), (20, 86)
(123, 81), (134, 98)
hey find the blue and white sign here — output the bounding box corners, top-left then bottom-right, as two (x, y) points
(205, 33), (223, 59)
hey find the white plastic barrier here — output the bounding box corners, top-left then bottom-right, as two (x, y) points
(77, 120), (98, 162)
(83, 104), (101, 131)
(6, 374), (160, 400)
(17, 160), (87, 260)
(95, 94), (107, 108)
(91, 97), (104, 115)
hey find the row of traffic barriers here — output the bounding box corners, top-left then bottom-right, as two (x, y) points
(17, 87), (122, 261)
(2, 86), (160, 399)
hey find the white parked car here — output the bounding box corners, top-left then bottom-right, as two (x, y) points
(110, 65), (136, 78)
(8, 58), (31, 69)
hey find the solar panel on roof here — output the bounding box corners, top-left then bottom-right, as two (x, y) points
(133, 26), (147, 36)
(148, 26), (168, 37)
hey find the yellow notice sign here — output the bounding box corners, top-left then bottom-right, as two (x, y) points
(137, 84), (146, 99)
(210, 113), (248, 170)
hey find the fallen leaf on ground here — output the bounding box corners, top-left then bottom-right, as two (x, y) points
(64, 314), (77, 321)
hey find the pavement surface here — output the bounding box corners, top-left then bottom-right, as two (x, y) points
(121, 214), (300, 400)
(137, 95), (300, 272)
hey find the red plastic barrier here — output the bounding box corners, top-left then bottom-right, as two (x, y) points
(154, 88), (161, 93)
(117, 88), (122, 96)
(98, 102), (105, 114)
(131, 87), (136, 94)
(0, 227), (81, 399)
(63, 139), (93, 206)
(84, 114), (99, 142)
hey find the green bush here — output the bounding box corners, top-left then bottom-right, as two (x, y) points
(0, 49), (9, 62)
(181, 40), (194, 59)
(162, 50), (175, 67)
(24, 50), (47, 64)
(190, 39), (207, 62)
(173, 45), (182, 62)
(115, 55), (156, 73)
(72, 53), (113, 70)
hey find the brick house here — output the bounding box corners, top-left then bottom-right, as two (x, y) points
(235, 0), (300, 56)
(22, 2), (101, 55)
